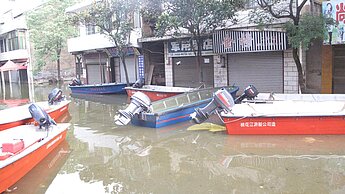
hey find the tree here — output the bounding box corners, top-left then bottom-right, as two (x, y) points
(68, 0), (140, 86)
(150, 0), (243, 84)
(27, 0), (77, 81)
(249, 0), (327, 93)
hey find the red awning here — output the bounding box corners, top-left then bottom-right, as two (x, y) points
(0, 60), (27, 72)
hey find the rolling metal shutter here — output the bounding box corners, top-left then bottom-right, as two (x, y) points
(119, 57), (137, 83)
(87, 64), (102, 84)
(333, 46), (345, 93)
(228, 51), (283, 93)
(173, 56), (214, 88)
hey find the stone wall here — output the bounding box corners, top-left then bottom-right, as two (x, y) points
(283, 49), (299, 93)
(213, 55), (227, 87)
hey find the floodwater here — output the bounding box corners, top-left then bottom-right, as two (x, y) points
(2, 83), (345, 193)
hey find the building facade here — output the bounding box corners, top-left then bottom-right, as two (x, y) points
(66, 1), (142, 85)
(0, 6), (30, 84)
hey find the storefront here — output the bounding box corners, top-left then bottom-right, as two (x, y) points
(213, 30), (287, 92)
(322, 0), (345, 93)
(167, 37), (214, 88)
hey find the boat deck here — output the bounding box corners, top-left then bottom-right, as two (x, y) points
(0, 123), (70, 168)
(223, 100), (345, 117)
(0, 100), (70, 124)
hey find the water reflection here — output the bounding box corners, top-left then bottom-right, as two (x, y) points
(4, 84), (345, 193)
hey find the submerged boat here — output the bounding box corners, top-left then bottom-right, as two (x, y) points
(115, 86), (239, 128)
(68, 79), (127, 94)
(0, 123), (70, 193)
(124, 78), (200, 101)
(190, 87), (345, 135)
(125, 85), (196, 102)
(0, 88), (70, 131)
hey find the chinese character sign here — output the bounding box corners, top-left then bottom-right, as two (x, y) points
(138, 55), (144, 79)
(323, 0), (345, 45)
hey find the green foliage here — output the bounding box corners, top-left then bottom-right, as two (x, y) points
(27, 0), (77, 73)
(284, 14), (327, 49)
(153, 0), (244, 37)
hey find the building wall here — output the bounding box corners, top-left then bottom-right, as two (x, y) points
(283, 49), (299, 93)
(213, 55), (227, 87)
(164, 42), (173, 86)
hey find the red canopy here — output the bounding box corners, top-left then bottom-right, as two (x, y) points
(0, 60), (27, 72)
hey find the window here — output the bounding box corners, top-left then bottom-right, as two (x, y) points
(86, 24), (96, 35)
(0, 38), (6, 53)
(6, 30), (26, 51)
(245, 0), (258, 9)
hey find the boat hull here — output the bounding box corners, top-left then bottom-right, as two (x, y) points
(0, 100), (70, 131)
(130, 86), (239, 128)
(223, 116), (345, 135)
(0, 123), (69, 193)
(69, 83), (127, 94)
(126, 89), (182, 102)
(131, 100), (210, 128)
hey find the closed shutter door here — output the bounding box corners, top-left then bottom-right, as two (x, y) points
(87, 64), (102, 84)
(173, 56), (214, 88)
(333, 46), (345, 93)
(120, 57), (137, 83)
(228, 52), (283, 93)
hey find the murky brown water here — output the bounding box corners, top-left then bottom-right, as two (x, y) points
(2, 83), (345, 193)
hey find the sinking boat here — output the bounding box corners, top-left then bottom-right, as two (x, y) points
(125, 85), (197, 102)
(68, 78), (127, 94)
(114, 86), (239, 128)
(0, 104), (70, 193)
(191, 87), (345, 135)
(124, 79), (200, 101)
(0, 88), (70, 131)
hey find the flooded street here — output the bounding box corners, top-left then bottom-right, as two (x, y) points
(3, 84), (345, 193)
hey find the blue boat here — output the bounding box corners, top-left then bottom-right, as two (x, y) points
(115, 86), (239, 128)
(68, 83), (127, 94)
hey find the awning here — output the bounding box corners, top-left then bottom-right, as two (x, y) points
(0, 60), (27, 72)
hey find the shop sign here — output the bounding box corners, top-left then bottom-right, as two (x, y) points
(213, 30), (287, 53)
(167, 37), (213, 57)
(323, 0), (345, 45)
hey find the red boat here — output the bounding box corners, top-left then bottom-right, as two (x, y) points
(125, 85), (196, 101)
(0, 100), (70, 131)
(0, 99), (30, 107)
(221, 100), (345, 135)
(0, 123), (70, 193)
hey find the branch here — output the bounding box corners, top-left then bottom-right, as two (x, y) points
(257, 0), (293, 19)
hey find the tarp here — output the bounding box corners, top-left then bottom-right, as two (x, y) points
(0, 60), (27, 72)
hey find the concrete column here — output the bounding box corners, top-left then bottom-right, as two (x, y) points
(164, 42), (173, 86)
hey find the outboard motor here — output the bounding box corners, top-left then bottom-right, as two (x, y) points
(69, 78), (82, 86)
(48, 88), (64, 105)
(29, 103), (56, 130)
(114, 92), (151, 125)
(234, 85), (259, 104)
(191, 88), (235, 124)
(132, 78), (145, 88)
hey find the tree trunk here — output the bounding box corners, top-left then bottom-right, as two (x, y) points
(196, 38), (203, 84)
(292, 48), (306, 93)
(57, 58), (61, 82)
(120, 55), (130, 86)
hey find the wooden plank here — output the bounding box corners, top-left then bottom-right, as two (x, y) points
(147, 65), (154, 85)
